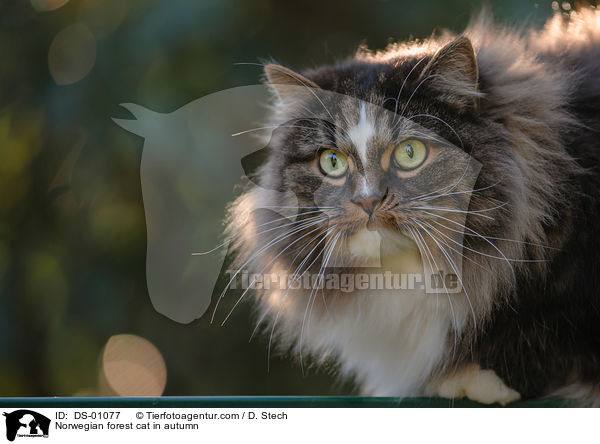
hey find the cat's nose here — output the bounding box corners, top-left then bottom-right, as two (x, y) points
(351, 194), (383, 216)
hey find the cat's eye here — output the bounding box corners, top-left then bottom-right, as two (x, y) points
(393, 139), (428, 170)
(318, 149), (349, 178)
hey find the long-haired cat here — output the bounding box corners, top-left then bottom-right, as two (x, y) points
(222, 8), (600, 405)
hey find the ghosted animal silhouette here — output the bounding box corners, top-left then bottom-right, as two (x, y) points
(111, 86), (304, 324)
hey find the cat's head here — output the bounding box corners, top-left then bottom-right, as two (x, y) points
(250, 38), (487, 270)
(226, 34), (566, 323)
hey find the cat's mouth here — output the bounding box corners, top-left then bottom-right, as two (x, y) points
(365, 219), (380, 231)
(330, 200), (402, 234)
(365, 217), (398, 232)
(347, 228), (382, 262)
(346, 225), (417, 265)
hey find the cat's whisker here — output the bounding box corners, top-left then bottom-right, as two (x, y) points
(407, 160), (479, 203)
(306, 232), (341, 330)
(248, 313), (266, 344)
(435, 238), (478, 350)
(292, 105), (323, 123)
(331, 231), (347, 269)
(232, 124), (318, 137)
(391, 55), (428, 126)
(406, 225), (440, 315)
(299, 233), (338, 371)
(404, 112), (477, 199)
(407, 225), (459, 356)
(423, 211), (518, 286)
(265, 65), (336, 122)
(405, 113), (465, 150)
(259, 206), (342, 210)
(249, 229), (329, 343)
(414, 205), (496, 220)
(282, 110), (341, 141)
(220, 222), (329, 326)
(285, 226), (338, 298)
(300, 230), (342, 371)
(407, 183), (457, 203)
(420, 177), (505, 202)
(212, 216), (329, 323)
(416, 219), (492, 272)
(251, 231), (324, 345)
(392, 129), (445, 146)
(302, 113), (353, 145)
(426, 217), (557, 250)
(324, 231), (348, 310)
(412, 225), (464, 359)
(194, 210), (333, 256)
(395, 74), (444, 122)
(412, 219), (478, 333)
(428, 218), (526, 325)
(267, 225), (339, 371)
(426, 217), (552, 262)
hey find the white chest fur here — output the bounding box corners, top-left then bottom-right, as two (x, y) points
(298, 229), (464, 396)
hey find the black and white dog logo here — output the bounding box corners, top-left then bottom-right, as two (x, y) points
(3, 410), (50, 441)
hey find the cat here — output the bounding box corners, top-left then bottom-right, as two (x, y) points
(222, 7), (600, 405)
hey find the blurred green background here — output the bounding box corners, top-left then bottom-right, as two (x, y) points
(0, 0), (573, 396)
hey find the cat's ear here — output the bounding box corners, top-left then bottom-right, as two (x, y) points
(418, 36), (480, 110)
(264, 64), (320, 100)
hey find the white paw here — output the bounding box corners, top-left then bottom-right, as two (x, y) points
(433, 363), (521, 405)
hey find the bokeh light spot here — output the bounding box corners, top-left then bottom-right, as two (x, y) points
(30, 0), (69, 12)
(48, 23), (96, 85)
(101, 334), (167, 396)
(79, 0), (127, 38)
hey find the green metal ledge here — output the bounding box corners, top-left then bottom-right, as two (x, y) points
(0, 396), (572, 408)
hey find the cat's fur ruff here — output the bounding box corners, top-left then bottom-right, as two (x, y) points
(224, 8), (600, 405)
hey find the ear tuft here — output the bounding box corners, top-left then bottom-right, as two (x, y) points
(419, 37), (480, 110)
(264, 64), (319, 100)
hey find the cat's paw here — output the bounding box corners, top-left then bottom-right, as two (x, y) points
(431, 363), (521, 405)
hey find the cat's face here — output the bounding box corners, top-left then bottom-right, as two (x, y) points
(229, 37), (526, 321)
(253, 39), (485, 274)
(266, 101), (476, 242)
